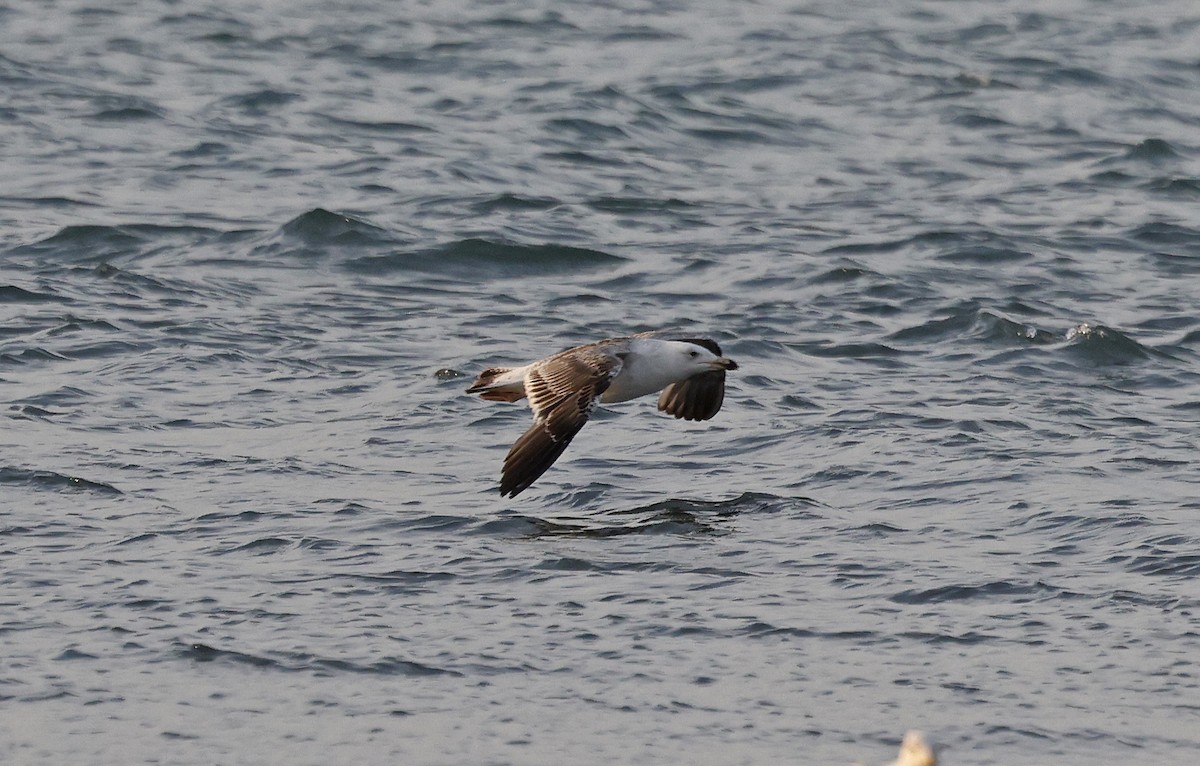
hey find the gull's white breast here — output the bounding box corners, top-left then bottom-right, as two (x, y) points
(600, 338), (689, 404)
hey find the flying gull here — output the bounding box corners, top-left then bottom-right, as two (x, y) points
(467, 333), (739, 497)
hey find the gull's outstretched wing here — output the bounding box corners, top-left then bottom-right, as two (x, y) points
(500, 346), (622, 497)
(657, 369), (728, 421)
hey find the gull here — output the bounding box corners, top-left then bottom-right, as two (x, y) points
(467, 333), (738, 497)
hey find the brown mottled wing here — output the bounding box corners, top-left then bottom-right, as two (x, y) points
(499, 348), (621, 497)
(657, 369), (727, 421)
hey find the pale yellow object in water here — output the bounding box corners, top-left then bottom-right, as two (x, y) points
(890, 731), (936, 766)
(852, 730), (936, 766)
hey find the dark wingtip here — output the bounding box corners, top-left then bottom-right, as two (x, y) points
(498, 477), (526, 498)
(498, 419), (580, 498)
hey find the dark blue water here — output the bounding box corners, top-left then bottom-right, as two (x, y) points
(3, 2), (1199, 764)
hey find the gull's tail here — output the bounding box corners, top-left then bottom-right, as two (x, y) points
(466, 367), (527, 403)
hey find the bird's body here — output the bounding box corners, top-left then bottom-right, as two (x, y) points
(467, 333), (738, 497)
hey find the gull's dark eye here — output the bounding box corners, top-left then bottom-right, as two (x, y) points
(689, 350), (698, 358)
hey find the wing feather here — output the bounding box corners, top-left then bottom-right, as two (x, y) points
(499, 348), (620, 497)
(657, 369), (727, 421)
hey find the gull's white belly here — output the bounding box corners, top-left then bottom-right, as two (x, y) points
(600, 361), (678, 404)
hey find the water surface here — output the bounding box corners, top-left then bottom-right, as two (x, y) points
(3, 1), (1199, 764)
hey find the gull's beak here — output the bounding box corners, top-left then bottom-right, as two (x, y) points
(709, 357), (739, 371)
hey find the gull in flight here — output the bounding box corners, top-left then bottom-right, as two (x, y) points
(467, 333), (738, 497)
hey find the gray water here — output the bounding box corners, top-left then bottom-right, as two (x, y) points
(3, 1), (1199, 764)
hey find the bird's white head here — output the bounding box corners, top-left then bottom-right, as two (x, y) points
(670, 340), (739, 375)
